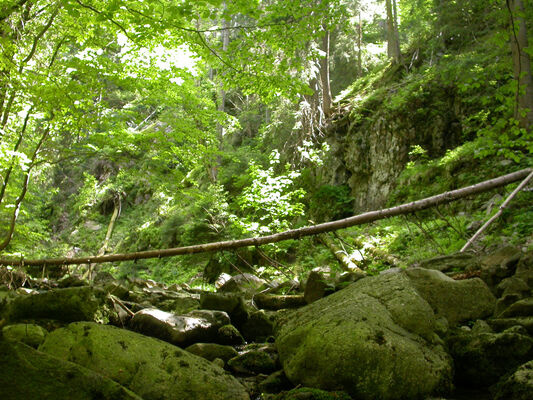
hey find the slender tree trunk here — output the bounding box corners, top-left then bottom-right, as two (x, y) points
(320, 27), (332, 116)
(357, 12), (363, 77)
(507, 0), (533, 129)
(210, 1), (230, 182)
(0, 126), (50, 252)
(386, 0), (401, 63)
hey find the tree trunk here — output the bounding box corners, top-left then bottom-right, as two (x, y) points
(386, 0), (401, 63)
(357, 12), (363, 77)
(320, 28), (332, 116)
(507, 0), (533, 129)
(1, 168), (529, 266)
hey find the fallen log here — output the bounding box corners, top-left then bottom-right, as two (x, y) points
(0, 168), (530, 267)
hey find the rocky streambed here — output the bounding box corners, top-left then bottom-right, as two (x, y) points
(0, 245), (532, 400)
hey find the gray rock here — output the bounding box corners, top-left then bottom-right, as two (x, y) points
(5, 286), (116, 323)
(39, 321), (249, 400)
(493, 360), (533, 400)
(129, 308), (230, 347)
(405, 268), (496, 326)
(480, 246), (522, 290)
(275, 273), (452, 400)
(0, 340), (141, 400)
(2, 323), (47, 348)
(417, 252), (479, 274)
(218, 274), (266, 295)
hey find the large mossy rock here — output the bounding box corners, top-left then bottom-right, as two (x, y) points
(39, 321), (249, 400)
(275, 272), (452, 400)
(0, 340), (141, 400)
(493, 360), (533, 400)
(447, 326), (533, 387)
(5, 286), (115, 323)
(405, 268), (496, 326)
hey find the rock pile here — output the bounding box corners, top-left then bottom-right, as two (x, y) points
(0, 245), (531, 399)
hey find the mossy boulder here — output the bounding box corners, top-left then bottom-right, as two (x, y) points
(275, 272), (452, 400)
(272, 387), (352, 400)
(405, 267), (496, 326)
(39, 321), (249, 400)
(2, 323), (47, 347)
(447, 326), (533, 387)
(185, 342), (238, 363)
(493, 360), (533, 400)
(0, 339), (141, 400)
(5, 286), (115, 323)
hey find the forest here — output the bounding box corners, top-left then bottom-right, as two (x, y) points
(0, 0), (532, 399)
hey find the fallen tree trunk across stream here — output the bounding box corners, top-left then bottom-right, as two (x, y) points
(0, 168), (531, 268)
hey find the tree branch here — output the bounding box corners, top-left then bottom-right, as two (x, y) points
(0, 168), (530, 266)
(460, 169), (533, 252)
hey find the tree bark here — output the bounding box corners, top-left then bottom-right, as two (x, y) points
(320, 27), (332, 116)
(0, 168), (530, 267)
(318, 233), (362, 272)
(386, 0), (401, 63)
(357, 12), (363, 77)
(507, 0), (533, 129)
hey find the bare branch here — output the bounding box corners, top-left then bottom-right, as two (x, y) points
(461, 169), (533, 252)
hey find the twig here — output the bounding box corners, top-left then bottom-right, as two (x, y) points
(461, 170), (533, 252)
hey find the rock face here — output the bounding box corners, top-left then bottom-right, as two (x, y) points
(5, 286), (115, 323)
(405, 267), (496, 326)
(38, 322), (250, 400)
(0, 340), (141, 400)
(275, 272), (453, 400)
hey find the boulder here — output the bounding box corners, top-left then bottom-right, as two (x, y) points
(5, 286), (116, 323)
(0, 340), (141, 400)
(258, 370), (293, 394)
(272, 387), (352, 400)
(2, 323), (47, 348)
(39, 321), (249, 400)
(218, 324), (245, 345)
(488, 317), (533, 335)
(493, 360), (533, 400)
(240, 310), (275, 342)
(480, 246), (522, 290)
(447, 326), (533, 387)
(254, 294), (306, 310)
(200, 292), (249, 326)
(303, 271), (329, 304)
(497, 297), (533, 318)
(185, 343), (238, 363)
(275, 273), (452, 400)
(418, 251), (479, 274)
(130, 308), (230, 347)
(218, 274), (266, 295)
(228, 344), (279, 375)
(405, 267), (496, 326)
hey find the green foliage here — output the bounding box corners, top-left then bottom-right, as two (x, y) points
(309, 185), (354, 222)
(232, 150), (306, 235)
